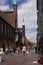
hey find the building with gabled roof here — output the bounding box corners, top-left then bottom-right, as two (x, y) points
(0, 0), (17, 51)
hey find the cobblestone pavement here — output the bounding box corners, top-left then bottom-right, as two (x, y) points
(0, 51), (42, 65)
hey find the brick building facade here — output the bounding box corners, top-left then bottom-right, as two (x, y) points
(0, 2), (17, 51)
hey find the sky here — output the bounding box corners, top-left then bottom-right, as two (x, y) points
(0, 0), (37, 43)
(17, 0), (37, 43)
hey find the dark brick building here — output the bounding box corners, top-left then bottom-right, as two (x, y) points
(37, 0), (43, 54)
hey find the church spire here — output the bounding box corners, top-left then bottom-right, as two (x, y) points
(13, 0), (17, 5)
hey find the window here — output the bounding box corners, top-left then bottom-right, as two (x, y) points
(9, 27), (11, 38)
(0, 24), (1, 34)
(8, 27), (9, 37)
(13, 30), (14, 39)
(12, 30), (13, 38)
(42, 2), (43, 12)
(6, 26), (8, 36)
(12, 30), (14, 39)
(5, 26), (7, 36)
(1, 24), (3, 35)
(10, 28), (12, 39)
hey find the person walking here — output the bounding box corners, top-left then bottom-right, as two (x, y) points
(22, 45), (26, 56)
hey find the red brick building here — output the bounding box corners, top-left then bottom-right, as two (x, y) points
(0, 2), (17, 51)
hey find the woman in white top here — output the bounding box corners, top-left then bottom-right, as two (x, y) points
(22, 45), (26, 56)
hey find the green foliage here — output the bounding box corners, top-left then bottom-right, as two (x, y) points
(0, 10), (2, 12)
(0, 10), (1, 12)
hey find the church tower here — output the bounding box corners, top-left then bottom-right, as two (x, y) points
(13, 0), (17, 28)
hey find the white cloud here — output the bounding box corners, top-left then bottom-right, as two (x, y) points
(18, 0), (37, 43)
(0, 5), (10, 10)
(0, 0), (10, 10)
(26, 32), (37, 43)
